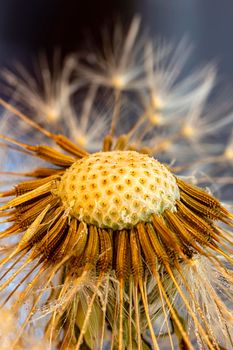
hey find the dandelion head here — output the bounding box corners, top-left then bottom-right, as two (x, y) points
(56, 150), (179, 229)
(0, 18), (233, 350)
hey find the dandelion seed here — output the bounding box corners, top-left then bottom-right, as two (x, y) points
(1, 52), (78, 134)
(142, 39), (216, 124)
(76, 17), (146, 91)
(65, 88), (111, 152)
(0, 19), (233, 350)
(178, 255), (233, 349)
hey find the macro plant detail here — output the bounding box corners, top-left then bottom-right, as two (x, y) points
(0, 18), (232, 350)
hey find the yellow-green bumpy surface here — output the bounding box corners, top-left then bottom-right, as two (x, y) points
(56, 151), (180, 230)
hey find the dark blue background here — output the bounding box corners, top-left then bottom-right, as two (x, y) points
(0, 1), (233, 82)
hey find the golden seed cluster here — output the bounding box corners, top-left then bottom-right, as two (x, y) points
(56, 151), (180, 229)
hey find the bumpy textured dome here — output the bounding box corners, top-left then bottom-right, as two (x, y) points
(56, 151), (180, 229)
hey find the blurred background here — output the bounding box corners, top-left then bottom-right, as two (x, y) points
(0, 0), (233, 83)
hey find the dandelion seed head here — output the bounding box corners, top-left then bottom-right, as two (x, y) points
(110, 74), (126, 90)
(147, 111), (164, 126)
(151, 93), (164, 110)
(224, 149), (233, 161)
(0, 17), (233, 350)
(56, 150), (179, 230)
(75, 133), (89, 148)
(41, 102), (63, 123)
(181, 125), (196, 138)
(224, 142), (233, 160)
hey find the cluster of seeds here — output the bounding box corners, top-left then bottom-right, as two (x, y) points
(56, 150), (180, 230)
(0, 109), (232, 350)
(0, 17), (232, 349)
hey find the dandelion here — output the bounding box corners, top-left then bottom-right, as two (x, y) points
(0, 19), (233, 350)
(75, 17), (146, 91)
(0, 52), (79, 146)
